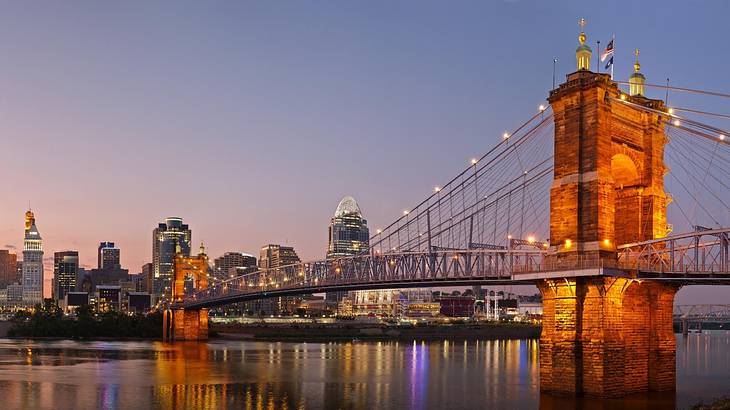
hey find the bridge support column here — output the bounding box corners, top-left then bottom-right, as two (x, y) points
(538, 277), (678, 397)
(167, 308), (209, 341)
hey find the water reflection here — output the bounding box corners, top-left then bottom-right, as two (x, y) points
(0, 333), (726, 409)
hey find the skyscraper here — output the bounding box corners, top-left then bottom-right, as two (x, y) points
(326, 196), (370, 303)
(98, 242), (120, 269)
(327, 196), (369, 258)
(53, 251), (79, 303)
(0, 250), (18, 287)
(152, 217), (191, 298)
(22, 210), (44, 306)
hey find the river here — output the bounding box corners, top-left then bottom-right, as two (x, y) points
(0, 332), (727, 409)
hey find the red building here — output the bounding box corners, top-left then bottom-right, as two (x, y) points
(438, 295), (475, 317)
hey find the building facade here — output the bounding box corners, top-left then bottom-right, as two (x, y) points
(258, 244), (301, 314)
(326, 196), (369, 302)
(98, 242), (120, 269)
(152, 217), (191, 299)
(21, 210), (44, 306)
(0, 250), (18, 287)
(326, 196), (369, 258)
(214, 252), (257, 279)
(53, 251), (79, 302)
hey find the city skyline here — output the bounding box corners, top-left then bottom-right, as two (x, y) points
(1, 1), (728, 306)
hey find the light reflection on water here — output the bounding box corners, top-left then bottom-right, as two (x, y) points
(0, 332), (727, 409)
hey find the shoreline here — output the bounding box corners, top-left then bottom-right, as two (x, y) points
(210, 322), (542, 342)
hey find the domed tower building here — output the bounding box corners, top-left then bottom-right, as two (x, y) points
(327, 196), (370, 258)
(326, 196), (370, 303)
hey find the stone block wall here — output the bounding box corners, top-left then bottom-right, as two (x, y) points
(538, 278), (678, 397)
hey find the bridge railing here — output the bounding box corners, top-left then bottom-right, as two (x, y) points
(186, 249), (546, 306)
(617, 228), (730, 275)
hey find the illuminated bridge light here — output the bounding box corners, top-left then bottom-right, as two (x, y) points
(539, 104), (546, 112)
(720, 134), (726, 141)
(502, 132), (510, 139)
(673, 119), (681, 126)
(434, 186), (441, 192)
(403, 210), (409, 215)
(471, 158), (478, 165)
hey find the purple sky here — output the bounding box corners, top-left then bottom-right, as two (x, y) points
(0, 1), (728, 303)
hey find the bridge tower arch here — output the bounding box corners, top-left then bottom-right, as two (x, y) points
(539, 21), (678, 398)
(163, 242), (210, 341)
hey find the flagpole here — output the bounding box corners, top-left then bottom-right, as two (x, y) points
(597, 41), (600, 73)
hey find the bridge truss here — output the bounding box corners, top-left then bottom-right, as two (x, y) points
(185, 80), (730, 309)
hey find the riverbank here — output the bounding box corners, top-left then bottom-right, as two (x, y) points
(211, 322), (540, 341)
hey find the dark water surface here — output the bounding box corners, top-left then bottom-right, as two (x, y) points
(0, 332), (728, 409)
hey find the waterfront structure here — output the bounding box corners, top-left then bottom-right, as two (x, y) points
(53, 251), (79, 302)
(213, 252), (257, 279)
(326, 196), (369, 303)
(537, 23), (677, 397)
(97, 242), (120, 269)
(21, 210), (44, 306)
(0, 250), (18, 286)
(163, 243), (209, 341)
(153, 217), (191, 299)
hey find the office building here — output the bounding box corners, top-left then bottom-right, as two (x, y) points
(98, 242), (120, 269)
(0, 250), (18, 287)
(326, 196), (369, 303)
(21, 210), (44, 306)
(152, 217), (191, 299)
(326, 196), (370, 258)
(214, 252), (257, 279)
(258, 244), (301, 314)
(53, 251), (79, 302)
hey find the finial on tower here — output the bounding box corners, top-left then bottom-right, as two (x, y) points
(629, 48), (646, 97)
(199, 241), (206, 256)
(575, 18), (592, 71)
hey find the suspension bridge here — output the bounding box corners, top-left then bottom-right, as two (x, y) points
(164, 27), (730, 398)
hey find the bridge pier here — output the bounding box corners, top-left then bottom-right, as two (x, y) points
(538, 277), (678, 397)
(163, 308), (209, 342)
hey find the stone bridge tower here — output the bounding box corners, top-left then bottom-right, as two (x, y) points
(163, 242), (210, 341)
(538, 21), (679, 398)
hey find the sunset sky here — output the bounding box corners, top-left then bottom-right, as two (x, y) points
(0, 1), (728, 302)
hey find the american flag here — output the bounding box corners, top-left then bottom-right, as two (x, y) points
(601, 38), (614, 62)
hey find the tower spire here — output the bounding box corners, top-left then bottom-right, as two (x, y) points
(629, 48), (646, 96)
(575, 18), (592, 71)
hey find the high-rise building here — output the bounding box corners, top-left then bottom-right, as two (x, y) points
(326, 196), (369, 258)
(326, 196), (370, 302)
(22, 210), (44, 306)
(259, 244), (300, 269)
(152, 217), (191, 299)
(0, 250), (18, 287)
(214, 252), (257, 279)
(258, 244), (301, 314)
(139, 262), (154, 293)
(53, 251), (79, 302)
(98, 242), (120, 269)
